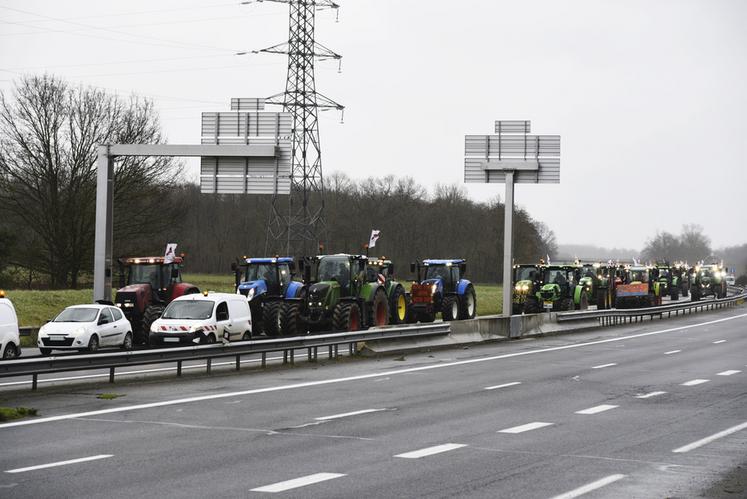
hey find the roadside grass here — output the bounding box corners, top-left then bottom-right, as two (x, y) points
(96, 393), (125, 400)
(6, 274), (502, 327)
(0, 407), (38, 422)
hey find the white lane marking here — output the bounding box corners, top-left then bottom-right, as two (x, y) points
(484, 381), (521, 390)
(250, 472), (345, 493)
(5, 454), (112, 474)
(314, 408), (387, 421)
(672, 421), (747, 453)
(550, 474), (626, 499)
(575, 404), (618, 415)
(664, 350), (681, 355)
(394, 443), (467, 459)
(635, 391), (667, 399)
(498, 422), (554, 434)
(591, 363), (617, 369)
(3, 312), (746, 430)
(681, 379), (709, 386)
(713, 340), (726, 344)
(717, 370), (741, 376)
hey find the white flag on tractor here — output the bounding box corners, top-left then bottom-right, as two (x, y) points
(369, 230), (381, 248)
(164, 243), (178, 264)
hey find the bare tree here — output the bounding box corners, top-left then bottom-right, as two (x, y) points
(0, 74), (183, 287)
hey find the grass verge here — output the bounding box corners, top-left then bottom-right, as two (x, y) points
(96, 393), (125, 400)
(0, 407), (38, 422)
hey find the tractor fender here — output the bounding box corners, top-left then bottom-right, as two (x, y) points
(284, 280), (304, 299)
(171, 283), (199, 301)
(653, 281), (660, 297)
(362, 282), (385, 302)
(456, 279), (472, 296)
(573, 285), (585, 305)
(238, 280), (267, 301)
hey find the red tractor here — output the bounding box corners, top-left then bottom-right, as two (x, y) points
(114, 256), (199, 345)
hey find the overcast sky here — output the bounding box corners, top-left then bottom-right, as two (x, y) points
(1, 0), (745, 249)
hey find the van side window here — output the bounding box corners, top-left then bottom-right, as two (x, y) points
(216, 302), (229, 322)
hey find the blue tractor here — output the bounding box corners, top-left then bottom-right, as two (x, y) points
(232, 257), (305, 337)
(408, 259), (477, 322)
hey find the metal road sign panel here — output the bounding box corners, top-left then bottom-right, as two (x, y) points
(199, 105), (292, 195)
(230, 97), (265, 111)
(464, 134), (560, 184)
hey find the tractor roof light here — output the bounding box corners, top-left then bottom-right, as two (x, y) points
(0, 290), (5, 298)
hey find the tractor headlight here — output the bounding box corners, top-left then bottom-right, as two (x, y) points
(431, 284), (437, 294)
(522, 284), (529, 291)
(247, 288), (256, 300)
(515, 284), (521, 291)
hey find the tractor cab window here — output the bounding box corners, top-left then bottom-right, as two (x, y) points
(278, 264), (291, 287)
(629, 269), (649, 282)
(318, 257), (351, 285)
(129, 264), (162, 289)
(245, 264), (277, 286)
(424, 265), (450, 282)
(160, 265), (180, 288)
(515, 267), (537, 282)
(544, 269), (568, 286)
(658, 269), (670, 278)
(580, 266), (595, 278)
(365, 266), (379, 282)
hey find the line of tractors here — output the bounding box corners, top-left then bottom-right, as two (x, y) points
(112, 253), (477, 345)
(511, 260), (729, 314)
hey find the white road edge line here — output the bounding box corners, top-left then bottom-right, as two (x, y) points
(314, 408), (387, 420)
(550, 474), (627, 499)
(635, 391), (667, 399)
(673, 421), (747, 453)
(484, 381), (521, 390)
(717, 370), (741, 376)
(250, 472), (345, 493)
(664, 350), (681, 355)
(498, 422), (554, 434)
(3, 312), (746, 430)
(681, 379), (709, 386)
(394, 443), (467, 459)
(575, 404), (618, 415)
(591, 363), (617, 369)
(5, 454), (113, 474)
(712, 340), (726, 344)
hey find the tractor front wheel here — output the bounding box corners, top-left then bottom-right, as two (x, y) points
(333, 302), (361, 332)
(141, 305), (165, 345)
(390, 286), (407, 324)
(262, 301), (281, 338)
(578, 292), (589, 311)
(459, 286), (477, 320)
(442, 295), (458, 321)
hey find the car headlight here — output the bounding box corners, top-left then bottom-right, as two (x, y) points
(247, 288), (256, 300)
(71, 327), (87, 336)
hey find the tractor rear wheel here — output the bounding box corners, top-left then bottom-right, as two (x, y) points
(333, 302), (361, 332)
(141, 305), (164, 345)
(262, 301), (281, 338)
(578, 292), (589, 311)
(390, 286), (407, 324)
(596, 289), (608, 310)
(279, 302), (303, 337)
(368, 289), (389, 328)
(459, 286), (477, 320)
(442, 295), (458, 321)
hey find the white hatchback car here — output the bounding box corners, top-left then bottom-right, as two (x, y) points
(38, 304), (134, 355)
(150, 292), (252, 346)
(0, 291), (21, 359)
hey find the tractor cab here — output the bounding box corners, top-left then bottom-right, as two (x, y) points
(234, 257), (295, 300)
(537, 264), (581, 311)
(408, 259), (475, 322)
(412, 259), (467, 294)
(512, 263), (544, 314)
(366, 258), (394, 284)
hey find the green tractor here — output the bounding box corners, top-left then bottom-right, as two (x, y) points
(299, 254), (389, 332)
(366, 257), (409, 324)
(672, 263), (690, 298)
(614, 265), (663, 308)
(652, 263), (680, 301)
(512, 263), (543, 314)
(577, 262), (616, 310)
(536, 264), (589, 312)
(690, 263), (727, 301)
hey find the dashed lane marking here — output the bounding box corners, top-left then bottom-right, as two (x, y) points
(550, 474), (627, 499)
(591, 363), (617, 369)
(681, 379), (709, 386)
(716, 370), (741, 376)
(5, 455), (113, 474)
(664, 350), (681, 355)
(314, 408), (387, 421)
(484, 382), (521, 390)
(635, 391), (667, 399)
(498, 422), (554, 434)
(250, 473), (346, 493)
(575, 405), (618, 415)
(394, 443), (467, 459)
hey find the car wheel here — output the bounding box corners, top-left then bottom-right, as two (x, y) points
(87, 335), (99, 353)
(2, 343), (16, 360)
(121, 332), (133, 351)
(242, 331), (251, 341)
(204, 333), (216, 344)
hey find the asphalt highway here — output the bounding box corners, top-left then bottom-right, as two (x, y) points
(0, 306), (745, 498)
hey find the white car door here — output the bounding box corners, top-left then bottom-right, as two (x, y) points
(109, 307), (127, 345)
(97, 308), (118, 347)
(215, 301), (232, 341)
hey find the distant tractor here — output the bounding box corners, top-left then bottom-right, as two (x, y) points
(577, 263), (616, 310)
(690, 263), (727, 301)
(537, 264), (587, 312)
(409, 259), (477, 322)
(512, 263), (543, 314)
(614, 265), (662, 308)
(652, 263), (680, 301)
(299, 254), (389, 332)
(366, 258), (409, 324)
(115, 256), (199, 345)
(232, 257), (305, 337)
(671, 263), (690, 298)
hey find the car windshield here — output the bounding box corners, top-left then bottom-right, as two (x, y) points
(424, 265), (450, 281)
(317, 256), (350, 283)
(162, 301), (214, 320)
(54, 307), (98, 323)
(515, 267), (537, 281)
(243, 264), (274, 284)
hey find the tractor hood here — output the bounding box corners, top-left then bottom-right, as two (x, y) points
(307, 282), (336, 304)
(118, 283), (151, 294)
(237, 280), (267, 301)
(420, 279), (442, 294)
(539, 283), (560, 300)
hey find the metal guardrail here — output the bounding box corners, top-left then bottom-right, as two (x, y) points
(557, 286), (747, 326)
(0, 323), (450, 390)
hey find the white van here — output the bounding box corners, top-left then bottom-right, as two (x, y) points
(0, 291), (21, 359)
(149, 292), (253, 346)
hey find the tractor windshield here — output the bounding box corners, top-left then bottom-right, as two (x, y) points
(317, 256), (351, 285)
(54, 307), (99, 323)
(543, 269), (569, 286)
(580, 266), (595, 278)
(658, 269), (670, 278)
(162, 301), (214, 320)
(424, 265), (450, 281)
(515, 267), (537, 282)
(244, 264), (277, 286)
(129, 264), (161, 288)
(629, 269), (649, 282)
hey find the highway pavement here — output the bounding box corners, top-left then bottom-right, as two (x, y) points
(0, 306), (745, 498)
